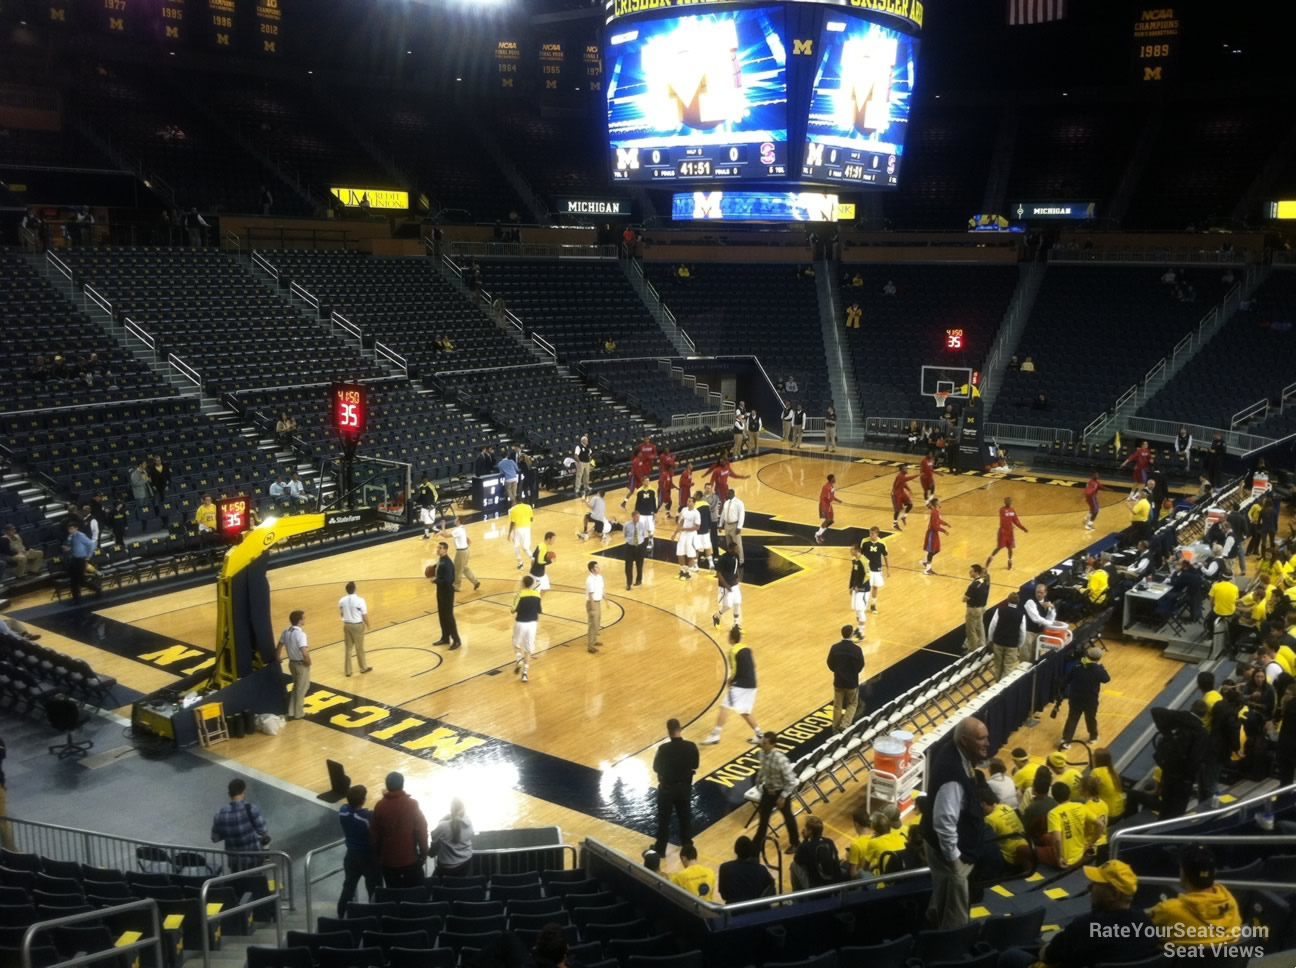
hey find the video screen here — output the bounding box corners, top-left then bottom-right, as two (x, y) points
(802, 16), (917, 187)
(606, 7), (789, 182)
(671, 191), (842, 222)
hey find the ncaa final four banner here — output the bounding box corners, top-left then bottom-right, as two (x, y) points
(538, 39), (568, 93)
(495, 37), (523, 92)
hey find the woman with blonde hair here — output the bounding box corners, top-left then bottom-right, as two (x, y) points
(429, 798), (474, 877)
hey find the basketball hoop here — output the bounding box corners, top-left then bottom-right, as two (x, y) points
(933, 392), (949, 410)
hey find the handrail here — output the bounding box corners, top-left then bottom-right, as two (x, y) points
(1231, 396), (1269, 429)
(1142, 357), (1166, 390)
(22, 899), (163, 968)
(440, 253), (462, 279)
(582, 835), (930, 927)
(200, 863), (282, 968)
(532, 333), (557, 360)
(289, 280), (320, 310)
(983, 422), (1075, 446)
(331, 311), (362, 340)
(223, 230), (243, 254)
(251, 250), (279, 280)
(82, 284), (113, 318)
(1111, 783), (1296, 860)
(168, 353), (203, 391)
(122, 316), (156, 351)
(374, 341), (408, 375)
(46, 249), (72, 283)
(503, 309), (525, 334)
(1282, 381), (1296, 411)
(0, 814), (295, 910)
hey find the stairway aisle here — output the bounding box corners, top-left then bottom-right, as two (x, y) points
(814, 258), (861, 444)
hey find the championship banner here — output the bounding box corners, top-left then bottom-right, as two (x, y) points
(605, 0), (925, 31)
(495, 38), (522, 92)
(158, 0), (187, 45)
(47, 1), (72, 28)
(206, 0), (236, 50)
(583, 42), (603, 94)
(538, 39), (567, 93)
(97, 0), (132, 37)
(1132, 4), (1179, 83)
(256, 0), (282, 55)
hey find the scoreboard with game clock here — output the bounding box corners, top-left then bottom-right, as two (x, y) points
(604, 0), (922, 191)
(331, 383), (367, 444)
(216, 496), (253, 541)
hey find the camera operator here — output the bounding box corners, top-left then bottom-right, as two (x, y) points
(1058, 647), (1110, 751)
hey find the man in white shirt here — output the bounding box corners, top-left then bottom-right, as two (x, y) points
(746, 410), (762, 456)
(269, 474), (288, 500)
(673, 502), (700, 580)
(579, 492), (611, 545)
(585, 561), (604, 654)
(275, 610), (310, 720)
(338, 583), (372, 677)
(443, 516), (481, 592)
(792, 405), (807, 449)
(732, 408), (747, 458)
(781, 403), (795, 443)
(573, 435), (593, 497)
(287, 473), (309, 504)
(1021, 582), (1057, 661)
(722, 489), (746, 566)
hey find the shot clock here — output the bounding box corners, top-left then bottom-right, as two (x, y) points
(216, 496), (252, 541)
(331, 383), (367, 443)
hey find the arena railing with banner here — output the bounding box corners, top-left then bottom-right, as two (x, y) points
(0, 814), (296, 911)
(1122, 416), (1272, 454)
(447, 241), (619, 260)
(983, 422), (1075, 447)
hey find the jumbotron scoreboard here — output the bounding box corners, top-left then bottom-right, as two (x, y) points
(604, 0), (923, 190)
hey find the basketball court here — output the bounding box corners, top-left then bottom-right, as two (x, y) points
(10, 443), (1184, 873)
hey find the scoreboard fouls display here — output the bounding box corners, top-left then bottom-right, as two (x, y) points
(604, 0), (922, 188)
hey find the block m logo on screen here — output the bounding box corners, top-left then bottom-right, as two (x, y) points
(793, 38), (814, 56)
(615, 147), (640, 170)
(691, 192), (725, 219)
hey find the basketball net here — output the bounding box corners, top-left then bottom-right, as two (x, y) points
(933, 392), (949, 410)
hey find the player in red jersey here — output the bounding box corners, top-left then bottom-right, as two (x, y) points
(921, 497), (951, 575)
(920, 450), (937, 505)
(658, 461), (675, 520)
(706, 457), (748, 502)
(1120, 441), (1152, 499)
(814, 473), (843, 545)
(1083, 472), (1101, 530)
(985, 495), (1028, 570)
(678, 462), (693, 508)
(891, 464), (919, 530)
(638, 435), (659, 465)
(621, 450), (653, 508)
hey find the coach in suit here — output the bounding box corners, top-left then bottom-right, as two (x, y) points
(431, 542), (461, 650)
(623, 512), (647, 590)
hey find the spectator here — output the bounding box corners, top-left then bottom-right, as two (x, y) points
(1020, 356), (1036, 372)
(183, 207), (209, 247)
(1059, 648), (1110, 750)
(751, 732), (799, 855)
(336, 785), (378, 917)
(533, 923), (572, 968)
(193, 494), (218, 544)
(676, 264), (690, 279)
(1046, 750), (1083, 798)
(985, 758), (1018, 807)
(287, 472), (309, 504)
(790, 815), (840, 890)
(429, 798), (473, 877)
(370, 771), (428, 888)
(1011, 746), (1045, 796)
(148, 454), (171, 498)
(826, 624), (865, 733)
(717, 835), (773, 902)
(62, 521), (99, 603)
(980, 787), (1028, 875)
(1161, 267), (1177, 284)
(80, 505), (100, 549)
(1043, 781), (1088, 868)
(129, 460), (153, 502)
(1021, 766), (1056, 841)
(923, 716), (989, 928)
(1090, 748), (1126, 821)
(210, 778), (270, 871)
(0, 737), (11, 849)
(274, 412), (296, 447)
(2, 525), (43, 578)
(1031, 392), (1050, 411)
(859, 807), (907, 876)
(1078, 774), (1110, 861)
(269, 473), (288, 501)
(999, 860), (1158, 968)
(1007, 354), (1020, 370)
(1257, 496), (1278, 554)
(667, 844), (715, 898)
(882, 278), (896, 296)
(785, 375), (799, 394)
(1277, 681), (1296, 784)
(109, 501), (128, 549)
(1148, 845), (1242, 951)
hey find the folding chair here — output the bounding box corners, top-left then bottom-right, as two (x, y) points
(194, 703), (229, 748)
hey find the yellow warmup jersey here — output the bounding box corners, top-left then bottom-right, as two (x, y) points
(860, 830), (908, 875)
(1092, 766), (1125, 819)
(845, 833), (873, 870)
(1083, 798), (1109, 847)
(670, 864), (716, 898)
(509, 503), (534, 528)
(1047, 801), (1090, 867)
(985, 804), (1027, 865)
(194, 504), (216, 529)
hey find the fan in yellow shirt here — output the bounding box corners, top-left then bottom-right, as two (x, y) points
(1079, 775), (1110, 852)
(1208, 579), (1238, 618)
(1129, 491), (1151, 524)
(860, 816), (909, 876)
(194, 494), (217, 532)
(1046, 752), (1083, 798)
(667, 845), (716, 899)
(1090, 749), (1126, 820)
(1086, 561), (1110, 605)
(1046, 783), (1091, 868)
(981, 788), (1028, 870)
(1148, 845), (1242, 949)
(1011, 748), (1045, 794)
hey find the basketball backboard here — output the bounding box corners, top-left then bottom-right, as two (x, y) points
(920, 365), (974, 403)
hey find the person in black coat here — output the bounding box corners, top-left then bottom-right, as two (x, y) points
(1277, 682), (1296, 786)
(1059, 647), (1110, 749)
(1161, 558), (1204, 622)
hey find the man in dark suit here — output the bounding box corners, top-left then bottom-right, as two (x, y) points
(431, 542), (461, 650)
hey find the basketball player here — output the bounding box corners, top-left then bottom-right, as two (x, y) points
(633, 480), (659, 551)
(920, 450), (937, 505)
(986, 496), (1029, 570)
(712, 541), (742, 629)
(678, 462), (694, 512)
(507, 499), (533, 570)
(673, 498), (700, 580)
(419, 502), (439, 540)
(530, 531), (557, 593)
(638, 434), (659, 466)
(921, 497), (950, 575)
(706, 457), (748, 502)
(578, 491), (613, 545)
(1083, 472), (1101, 530)
(848, 543), (870, 641)
(861, 526), (889, 612)
(891, 465), (918, 530)
(1120, 441), (1152, 500)
(511, 575), (542, 683)
(692, 489), (714, 570)
(815, 473), (843, 545)
(658, 456), (675, 521)
(621, 447), (654, 509)
(701, 626), (761, 745)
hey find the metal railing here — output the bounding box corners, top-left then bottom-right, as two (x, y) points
(1122, 416), (1273, 454)
(289, 280), (320, 313)
(1050, 247), (1248, 265)
(82, 284), (113, 319)
(1281, 381), (1296, 412)
(532, 333), (557, 360)
(122, 316), (156, 352)
(1111, 782), (1296, 861)
(168, 354), (203, 392)
(251, 250), (280, 281)
(374, 341), (408, 375)
(200, 864), (283, 968)
(670, 410), (735, 431)
(304, 842), (579, 930)
(984, 422), (1075, 446)
(583, 836), (930, 927)
(1231, 396), (1270, 429)
(447, 241), (618, 260)
(330, 310), (362, 341)
(23, 899), (163, 968)
(0, 814), (295, 911)
(46, 249), (73, 284)
(223, 230), (243, 254)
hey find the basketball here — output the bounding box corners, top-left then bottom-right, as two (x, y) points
(545, 551), (558, 563)
(424, 564), (436, 578)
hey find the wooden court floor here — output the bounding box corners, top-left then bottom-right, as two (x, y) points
(15, 446), (1187, 884)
